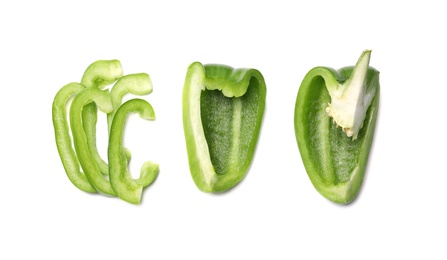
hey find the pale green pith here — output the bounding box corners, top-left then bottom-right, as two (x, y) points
(326, 50), (376, 140)
(229, 99), (242, 168)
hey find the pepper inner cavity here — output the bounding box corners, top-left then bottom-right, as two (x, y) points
(306, 76), (360, 184)
(200, 80), (259, 175)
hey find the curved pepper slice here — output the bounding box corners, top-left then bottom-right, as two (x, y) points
(81, 60), (124, 175)
(70, 87), (115, 195)
(108, 99), (159, 204)
(52, 82), (96, 193)
(183, 62), (266, 192)
(294, 50), (380, 204)
(81, 60), (123, 89)
(108, 73), (153, 131)
(81, 73), (153, 176)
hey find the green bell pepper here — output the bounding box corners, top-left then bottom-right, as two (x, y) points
(183, 62), (266, 192)
(294, 50), (379, 204)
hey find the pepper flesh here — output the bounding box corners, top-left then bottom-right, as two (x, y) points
(81, 60), (124, 175)
(53, 60), (123, 191)
(53, 60), (158, 203)
(108, 73), (153, 131)
(294, 50), (380, 204)
(325, 50), (376, 140)
(70, 88), (115, 195)
(81, 60), (123, 89)
(183, 62), (266, 192)
(52, 82), (96, 193)
(108, 99), (158, 204)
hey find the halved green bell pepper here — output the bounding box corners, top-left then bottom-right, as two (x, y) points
(183, 62), (266, 192)
(294, 50), (379, 204)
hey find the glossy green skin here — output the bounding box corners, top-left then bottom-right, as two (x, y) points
(183, 62), (266, 192)
(294, 66), (379, 204)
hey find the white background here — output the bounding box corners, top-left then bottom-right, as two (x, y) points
(1, 0), (446, 259)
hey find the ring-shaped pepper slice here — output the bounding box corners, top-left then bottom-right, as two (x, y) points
(183, 62), (266, 192)
(108, 99), (159, 204)
(294, 50), (380, 204)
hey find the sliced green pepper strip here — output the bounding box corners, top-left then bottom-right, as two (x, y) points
(108, 73), (153, 131)
(82, 73), (153, 175)
(81, 103), (109, 175)
(81, 60), (123, 89)
(108, 99), (158, 204)
(183, 62), (266, 192)
(52, 82), (96, 193)
(70, 88), (115, 195)
(294, 50), (380, 204)
(80, 60), (124, 175)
